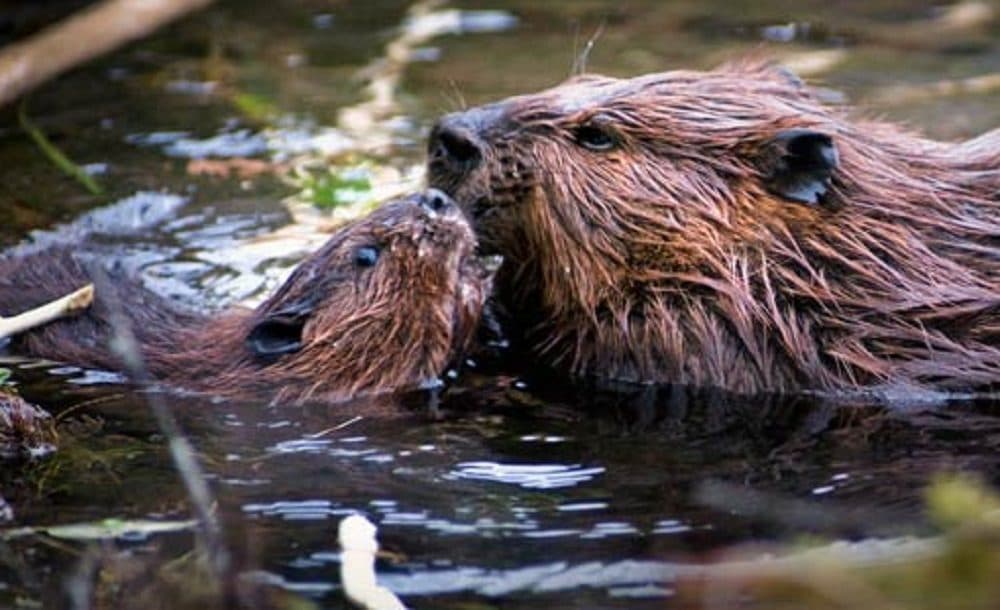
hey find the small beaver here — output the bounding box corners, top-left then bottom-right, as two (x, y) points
(428, 60), (999, 395)
(0, 191), (490, 405)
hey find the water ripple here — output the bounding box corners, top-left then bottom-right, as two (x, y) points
(449, 462), (605, 490)
(241, 499), (354, 521)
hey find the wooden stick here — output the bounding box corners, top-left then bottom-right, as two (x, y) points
(0, 284), (94, 339)
(0, 0), (215, 108)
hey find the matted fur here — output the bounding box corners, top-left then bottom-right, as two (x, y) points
(0, 194), (489, 405)
(429, 61), (999, 395)
(1, 392), (55, 458)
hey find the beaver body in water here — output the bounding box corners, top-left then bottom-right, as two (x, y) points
(0, 191), (489, 405)
(428, 61), (999, 395)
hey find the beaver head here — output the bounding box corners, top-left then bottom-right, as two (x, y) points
(427, 61), (999, 394)
(173, 190), (491, 404)
(0, 191), (490, 406)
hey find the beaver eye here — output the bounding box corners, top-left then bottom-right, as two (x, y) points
(573, 124), (617, 152)
(354, 245), (380, 268)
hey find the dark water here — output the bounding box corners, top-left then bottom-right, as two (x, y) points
(1, 1), (998, 608)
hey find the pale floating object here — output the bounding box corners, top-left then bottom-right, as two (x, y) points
(338, 514), (407, 610)
(0, 283), (94, 340)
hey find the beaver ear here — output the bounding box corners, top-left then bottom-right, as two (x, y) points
(247, 303), (313, 359)
(762, 129), (838, 205)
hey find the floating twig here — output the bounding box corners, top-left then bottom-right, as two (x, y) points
(304, 415), (364, 439)
(0, 284), (94, 340)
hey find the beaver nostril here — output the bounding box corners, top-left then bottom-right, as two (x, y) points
(432, 123), (482, 168)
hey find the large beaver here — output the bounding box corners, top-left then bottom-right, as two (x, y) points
(428, 61), (999, 395)
(0, 191), (490, 405)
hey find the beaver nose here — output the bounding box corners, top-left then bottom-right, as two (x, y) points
(420, 189), (455, 213)
(429, 114), (483, 171)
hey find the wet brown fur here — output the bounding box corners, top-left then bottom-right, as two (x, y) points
(0, 194), (489, 405)
(0, 392), (55, 458)
(429, 60), (999, 395)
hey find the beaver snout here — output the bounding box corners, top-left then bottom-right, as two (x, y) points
(429, 115), (484, 173)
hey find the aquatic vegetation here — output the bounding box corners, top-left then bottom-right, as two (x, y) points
(282, 159), (423, 224)
(287, 163), (374, 211)
(18, 101), (103, 196)
(687, 476), (1000, 609)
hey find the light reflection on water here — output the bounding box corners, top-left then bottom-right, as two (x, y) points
(242, 500), (352, 521)
(450, 461), (606, 490)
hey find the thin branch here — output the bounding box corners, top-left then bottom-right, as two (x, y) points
(0, 284), (94, 340)
(0, 0), (215, 108)
(90, 269), (230, 584)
